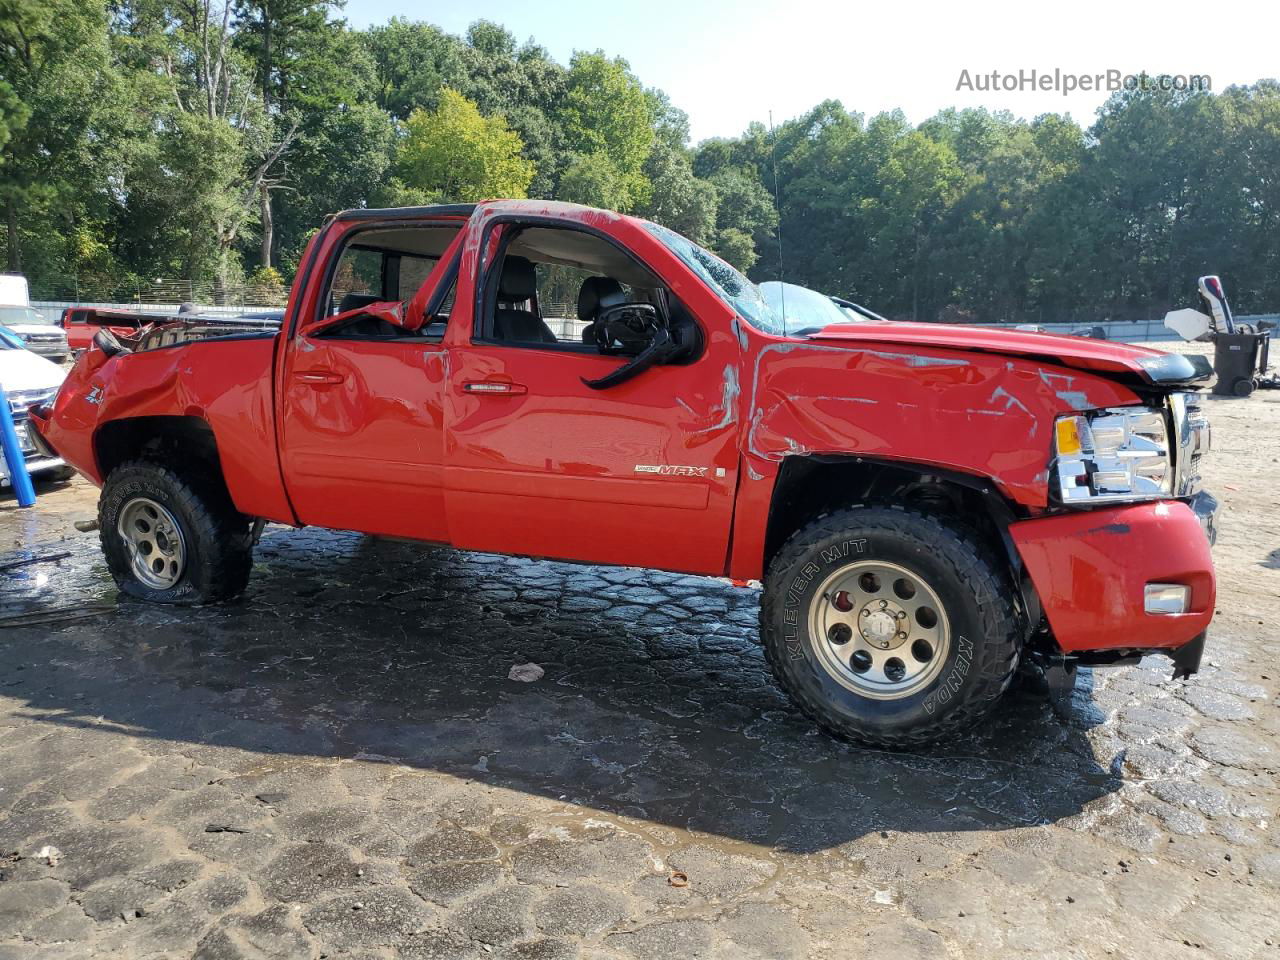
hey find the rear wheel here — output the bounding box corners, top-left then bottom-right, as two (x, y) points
(761, 506), (1021, 748)
(99, 460), (252, 604)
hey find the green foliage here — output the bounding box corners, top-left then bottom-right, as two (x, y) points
(1, 4), (1276, 325)
(558, 152), (630, 211)
(396, 89), (534, 202)
(246, 264), (287, 304)
(637, 144), (717, 244)
(559, 52), (654, 210)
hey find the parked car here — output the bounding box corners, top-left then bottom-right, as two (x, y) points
(32, 200), (1218, 747)
(0, 305), (70, 363)
(59, 308), (159, 355)
(0, 327), (73, 487)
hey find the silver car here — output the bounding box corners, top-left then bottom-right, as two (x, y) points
(0, 306), (70, 363)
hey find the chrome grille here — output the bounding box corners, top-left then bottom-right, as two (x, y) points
(1170, 392), (1210, 496)
(6, 386), (57, 416)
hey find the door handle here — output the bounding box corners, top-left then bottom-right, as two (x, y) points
(463, 380), (527, 395)
(294, 370), (344, 385)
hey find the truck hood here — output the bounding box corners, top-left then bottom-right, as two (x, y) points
(807, 322), (1210, 386)
(0, 346), (67, 392)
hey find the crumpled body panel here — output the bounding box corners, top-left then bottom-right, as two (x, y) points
(33, 336), (293, 522)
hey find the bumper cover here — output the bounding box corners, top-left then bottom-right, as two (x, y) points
(1011, 499), (1216, 657)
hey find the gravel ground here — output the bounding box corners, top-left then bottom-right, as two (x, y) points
(1, 344), (1278, 959)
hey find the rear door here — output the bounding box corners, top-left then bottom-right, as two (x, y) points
(278, 222), (464, 540)
(441, 217), (742, 575)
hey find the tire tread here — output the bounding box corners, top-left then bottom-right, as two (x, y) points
(760, 504), (1021, 748)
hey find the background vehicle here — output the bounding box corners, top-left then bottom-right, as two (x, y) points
(0, 274), (70, 363)
(1071, 325), (1108, 340)
(32, 201), (1217, 747)
(0, 305), (69, 363)
(0, 331), (72, 487)
(60, 308), (160, 355)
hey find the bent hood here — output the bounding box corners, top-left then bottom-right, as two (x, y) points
(808, 322), (1210, 386)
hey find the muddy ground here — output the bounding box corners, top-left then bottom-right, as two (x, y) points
(1, 345), (1278, 959)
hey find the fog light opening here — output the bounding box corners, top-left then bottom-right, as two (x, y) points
(1145, 583), (1190, 615)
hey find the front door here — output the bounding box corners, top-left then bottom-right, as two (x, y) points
(443, 221), (741, 575)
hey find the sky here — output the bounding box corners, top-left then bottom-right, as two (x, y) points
(344, 0), (1277, 144)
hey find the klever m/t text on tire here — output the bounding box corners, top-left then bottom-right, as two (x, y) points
(761, 506), (1021, 748)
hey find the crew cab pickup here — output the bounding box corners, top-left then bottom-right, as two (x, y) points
(30, 200), (1218, 746)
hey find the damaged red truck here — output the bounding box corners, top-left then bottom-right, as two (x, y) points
(30, 200), (1218, 747)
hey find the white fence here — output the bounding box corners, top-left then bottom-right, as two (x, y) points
(32, 300), (264, 320)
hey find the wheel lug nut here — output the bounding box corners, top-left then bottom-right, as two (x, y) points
(879, 600), (887, 609)
(897, 631), (907, 639)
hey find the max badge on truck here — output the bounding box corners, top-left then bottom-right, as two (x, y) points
(634, 464), (725, 478)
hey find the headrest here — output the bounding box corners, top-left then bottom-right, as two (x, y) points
(498, 256), (537, 300)
(577, 276), (626, 321)
(339, 292), (382, 314)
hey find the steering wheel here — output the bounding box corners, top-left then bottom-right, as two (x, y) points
(591, 302), (660, 356)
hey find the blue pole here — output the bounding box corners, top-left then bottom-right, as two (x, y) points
(0, 383), (37, 507)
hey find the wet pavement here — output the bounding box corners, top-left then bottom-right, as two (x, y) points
(2, 390), (1280, 959)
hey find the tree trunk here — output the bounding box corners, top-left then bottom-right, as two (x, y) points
(260, 183), (273, 269)
(6, 195), (21, 273)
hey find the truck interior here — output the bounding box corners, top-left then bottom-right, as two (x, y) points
(482, 224), (703, 363)
(319, 220), (702, 363)
(322, 224), (463, 340)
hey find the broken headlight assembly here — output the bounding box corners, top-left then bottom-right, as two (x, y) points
(1052, 405), (1172, 504)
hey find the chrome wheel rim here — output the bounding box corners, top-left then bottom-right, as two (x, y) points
(808, 560), (951, 700)
(117, 497), (186, 590)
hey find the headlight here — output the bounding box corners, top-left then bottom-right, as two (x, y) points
(1053, 406), (1171, 504)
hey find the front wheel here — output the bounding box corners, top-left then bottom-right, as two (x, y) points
(761, 506), (1021, 748)
(99, 460), (253, 604)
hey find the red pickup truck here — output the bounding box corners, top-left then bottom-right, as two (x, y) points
(30, 200), (1218, 747)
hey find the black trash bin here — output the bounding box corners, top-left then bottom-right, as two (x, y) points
(1212, 331), (1269, 397)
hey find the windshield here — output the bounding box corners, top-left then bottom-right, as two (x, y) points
(759, 282), (853, 334)
(643, 223), (784, 335)
(0, 306), (50, 326)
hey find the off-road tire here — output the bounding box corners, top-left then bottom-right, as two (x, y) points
(761, 505), (1021, 748)
(99, 460), (252, 604)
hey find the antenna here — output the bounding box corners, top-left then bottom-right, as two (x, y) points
(768, 110), (786, 336)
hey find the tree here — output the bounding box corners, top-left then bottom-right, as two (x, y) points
(636, 144), (717, 244)
(558, 51), (653, 209)
(396, 88), (534, 202)
(0, 0), (112, 272)
(363, 18), (468, 121)
(557, 151), (630, 211)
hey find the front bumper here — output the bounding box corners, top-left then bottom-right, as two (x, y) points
(0, 417), (65, 485)
(23, 340), (69, 361)
(1010, 498), (1216, 660)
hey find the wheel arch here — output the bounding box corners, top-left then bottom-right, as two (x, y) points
(94, 416), (232, 505)
(762, 454), (1040, 632)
